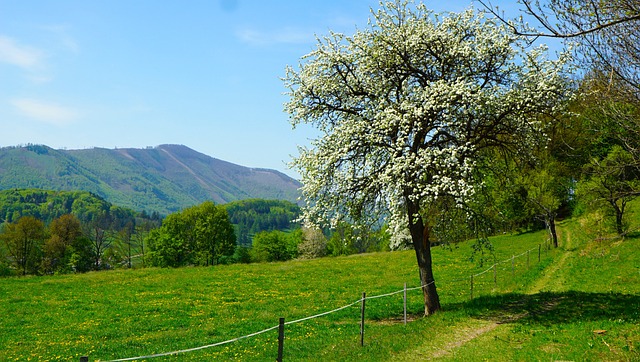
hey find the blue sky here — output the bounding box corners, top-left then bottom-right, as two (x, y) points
(1, 0), (531, 178)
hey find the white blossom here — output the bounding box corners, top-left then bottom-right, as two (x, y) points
(284, 1), (571, 241)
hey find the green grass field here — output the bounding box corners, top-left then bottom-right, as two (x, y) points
(1, 219), (638, 361)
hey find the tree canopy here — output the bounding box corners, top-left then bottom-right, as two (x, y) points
(479, 0), (639, 98)
(1, 216), (46, 276)
(146, 201), (236, 267)
(284, 1), (571, 314)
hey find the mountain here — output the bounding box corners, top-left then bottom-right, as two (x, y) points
(0, 144), (301, 215)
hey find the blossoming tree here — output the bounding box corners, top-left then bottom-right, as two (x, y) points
(284, 1), (570, 315)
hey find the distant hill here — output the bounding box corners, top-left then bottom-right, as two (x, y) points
(0, 144), (301, 215)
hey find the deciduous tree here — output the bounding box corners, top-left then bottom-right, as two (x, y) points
(297, 227), (328, 259)
(251, 230), (299, 262)
(86, 213), (113, 270)
(479, 0), (640, 95)
(146, 201), (236, 267)
(284, 1), (570, 314)
(1, 216), (46, 275)
(578, 146), (640, 235)
(43, 214), (83, 273)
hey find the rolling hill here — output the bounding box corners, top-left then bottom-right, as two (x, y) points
(0, 144), (301, 215)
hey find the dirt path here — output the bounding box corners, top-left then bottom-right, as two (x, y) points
(428, 322), (500, 359)
(394, 226), (575, 360)
(391, 318), (501, 361)
(527, 227), (573, 294)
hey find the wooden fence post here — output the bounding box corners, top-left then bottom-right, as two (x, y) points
(493, 263), (497, 288)
(511, 255), (515, 278)
(360, 292), (366, 347)
(277, 317), (285, 362)
(403, 283), (407, 325)
(527, 250), (530, 269)
(538, 244), (541, 263)
(470, 274), (474, 300)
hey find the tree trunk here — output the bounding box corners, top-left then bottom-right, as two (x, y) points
(548, 214), (558, 248)
(615, 208), (624, 235)
(21, 235), (28, 276)
(611, 199), (625, 235)
(407, 201), (441, 315)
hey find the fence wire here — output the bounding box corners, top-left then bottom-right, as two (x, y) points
(102, 244), (546, 361)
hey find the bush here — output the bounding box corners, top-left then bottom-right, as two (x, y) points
(297, 227), (328, 259)
(250, 230), (300, 262)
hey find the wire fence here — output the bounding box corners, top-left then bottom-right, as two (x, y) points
(87, 242), (552, 362)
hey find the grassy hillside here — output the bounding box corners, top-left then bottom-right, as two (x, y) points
(393, 221), (640, 361)
(0, 145), (301, 215)
(0, 222), (638, 361)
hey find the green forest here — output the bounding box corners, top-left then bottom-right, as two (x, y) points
(0, 190), (312, 276)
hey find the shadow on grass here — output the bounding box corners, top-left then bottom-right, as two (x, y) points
(448, 291), (640, 326)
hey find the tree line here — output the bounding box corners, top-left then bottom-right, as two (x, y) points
(0, 189), (160, 276)
(0, 191), (398, 276)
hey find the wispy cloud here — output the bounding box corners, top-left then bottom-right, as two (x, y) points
(10, 98), (79, 126)
(236, 27), (314, 46)
(43, 25), (80, 54)
(0, 35), (44, 70)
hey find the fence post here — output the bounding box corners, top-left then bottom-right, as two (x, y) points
(493, 263), (497, 288)
(538, 244), (541, 263)
(527, 250), (530, 269)
(80, 357), (88, 362)
(277, 317), (285, 362)
(470, 274), (474, 300)
(511, 255), (515, 278)
(403, 283), (407, 325)
(360, 292), (366, 347)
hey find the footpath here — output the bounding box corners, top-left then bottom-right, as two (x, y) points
(392, 227), (576, 360)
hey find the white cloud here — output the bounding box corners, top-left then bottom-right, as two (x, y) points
(43, 25), (80, 54)
(237, 27), (314, 46)
(10, 98), (79, 126)
(0, 35), (44, 70)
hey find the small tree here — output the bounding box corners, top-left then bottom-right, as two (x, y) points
(513, 156), (572, 248)
(85, 213), (113, 270)
(43, 214), (83, 273)
(1, 216), (46, 275)
(133, 220), (155, 268)
(284, 1), (570, 314)
(68, 236), (94, 273)
(251, 230), (299, 262)
(297, 227), (328, 259)
(107, 222), (135, 268)
(191, 201), (236, 266)
(578, 146), (640, 235)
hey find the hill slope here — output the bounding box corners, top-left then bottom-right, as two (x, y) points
(0, 144), (300, 214)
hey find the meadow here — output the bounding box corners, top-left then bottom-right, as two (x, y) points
(1, 219), (638, 361)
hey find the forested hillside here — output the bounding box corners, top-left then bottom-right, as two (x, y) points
(0, 189), (149, 225)
(0, 144), (301, 215)
(224, 199), (301, 246)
